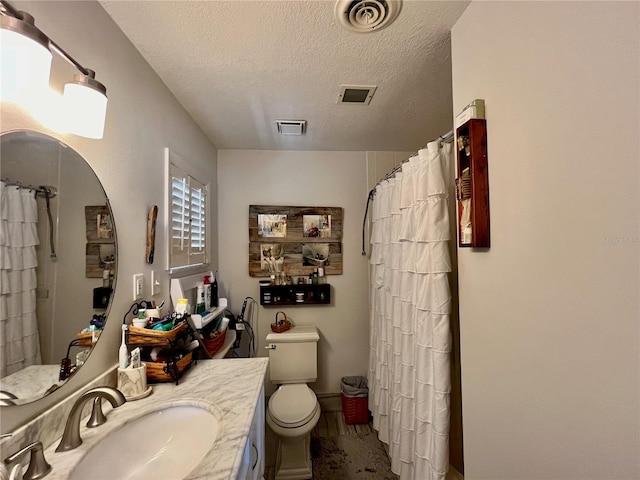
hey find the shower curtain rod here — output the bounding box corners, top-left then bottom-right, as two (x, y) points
(361, 128), (454, 255)
(2, 177), (58, 258)
(375, 129), (454, 189)
(1, 177), (58, 198)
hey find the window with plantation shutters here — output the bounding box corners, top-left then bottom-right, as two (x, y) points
(168, 162), (208, 269)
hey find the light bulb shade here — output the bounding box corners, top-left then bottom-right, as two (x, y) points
(63, 74), (107, 139)
(0, 15), (52, 104)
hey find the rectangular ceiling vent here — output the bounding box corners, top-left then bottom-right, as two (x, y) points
(276, 120), (306, 135)
(338, 85), (377, 105)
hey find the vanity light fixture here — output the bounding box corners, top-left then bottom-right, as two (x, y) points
(0, 0), (108, 139)
(63, 70), (108, 139)
(0, 11), (52, 104)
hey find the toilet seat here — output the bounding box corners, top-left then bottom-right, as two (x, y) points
(268, 384), (319, 429)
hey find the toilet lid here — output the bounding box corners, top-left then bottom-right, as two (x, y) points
(269, 384), (318, 428)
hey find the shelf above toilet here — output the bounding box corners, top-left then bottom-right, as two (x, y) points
(260, 284), (330, 306)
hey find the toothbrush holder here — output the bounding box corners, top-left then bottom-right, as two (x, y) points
(117, 363), (152, 400)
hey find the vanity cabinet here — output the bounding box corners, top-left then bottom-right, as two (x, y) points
(238, 386), (265, 480)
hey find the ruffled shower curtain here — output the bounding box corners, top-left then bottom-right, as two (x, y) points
(368, 141), (452, 480)
(0, 181), (41, 378)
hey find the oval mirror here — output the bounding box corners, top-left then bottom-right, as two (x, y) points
(0, 130), (116, 405)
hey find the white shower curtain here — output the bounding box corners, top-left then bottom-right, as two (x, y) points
(368, 141), (453, 480)
(0, 181), (42, 378)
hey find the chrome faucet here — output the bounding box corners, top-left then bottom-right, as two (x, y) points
(0, 390), (18, 407)
(4, 441), (51, 480)
(55, 387), (126, 452)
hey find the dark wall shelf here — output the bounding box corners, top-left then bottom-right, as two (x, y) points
(260, 284), (330, 306)
(456, 118), (490, 248)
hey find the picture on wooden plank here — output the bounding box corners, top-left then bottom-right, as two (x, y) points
(97, 213), (113, 239)
(249, 205), (343, 276)
(85, 205), (114, 242)
(303, 214), (331, 238)
(258, 214), (287, 238)
(261, 243), (285, 274)
(302, 243), (329, 267)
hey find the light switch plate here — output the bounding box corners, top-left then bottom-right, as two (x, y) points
(151, 270), (161, 296)
(133, 273), (144, 301)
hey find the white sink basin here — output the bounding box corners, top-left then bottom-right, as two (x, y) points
(69, 405), (219, 480)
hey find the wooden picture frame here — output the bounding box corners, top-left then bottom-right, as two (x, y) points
(85, 205), (115, 277)
(249, 205), (343, 277)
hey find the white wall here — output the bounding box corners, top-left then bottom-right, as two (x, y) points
(452, 2), (639, 479)
(218, 150), (370, 394)
(1, 1), (218, 432)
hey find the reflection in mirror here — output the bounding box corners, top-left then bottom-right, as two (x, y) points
(0, 130), (116, 405)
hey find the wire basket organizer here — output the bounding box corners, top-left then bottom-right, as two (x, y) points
(145, 351), (193, 383)
(126, 321), (187, 346)
(76, 330), (101, 347)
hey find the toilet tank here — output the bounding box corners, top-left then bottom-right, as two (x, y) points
(266, 326), (319, 384)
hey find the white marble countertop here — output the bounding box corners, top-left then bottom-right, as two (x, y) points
(42, 357), (268, 480)
(1, 365), (62, 404)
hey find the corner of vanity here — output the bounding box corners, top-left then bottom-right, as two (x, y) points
(3, 357), (268, 480)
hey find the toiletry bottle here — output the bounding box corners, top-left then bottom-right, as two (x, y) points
(196, 282), (205, 314)
(102, 269), (110, 288)
(203, 275), (212, 310)
(211, 272), (218, 309)
(119, 324), (129, 369)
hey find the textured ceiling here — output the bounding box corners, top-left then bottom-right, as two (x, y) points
(100, 0), (470, 151)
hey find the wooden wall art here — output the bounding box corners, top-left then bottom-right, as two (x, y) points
(248, 205), (343, 277)
(85, 205), (115, 277)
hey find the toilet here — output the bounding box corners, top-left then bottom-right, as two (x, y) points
(266, 325), (320, 480)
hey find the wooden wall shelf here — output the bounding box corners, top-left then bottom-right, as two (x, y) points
(260, 284), (330, 306)
(456, 119), (490, 248)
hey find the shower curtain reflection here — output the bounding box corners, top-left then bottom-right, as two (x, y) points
(0, 180), (42, 378)
(368, 141), (453, 480)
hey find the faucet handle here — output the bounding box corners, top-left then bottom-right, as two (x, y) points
(86, 397), (107, 428)
(4, 441), (51, 480)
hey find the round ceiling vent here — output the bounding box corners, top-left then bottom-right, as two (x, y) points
(335, 0), (402, 33)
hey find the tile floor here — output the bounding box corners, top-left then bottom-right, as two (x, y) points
(264, 411), (374, 480)
(264, 411), (464, 480)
